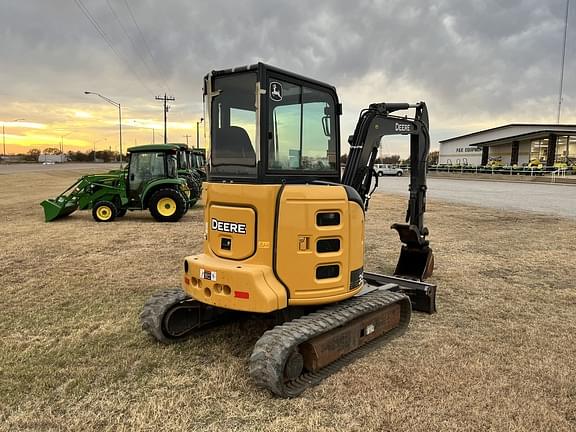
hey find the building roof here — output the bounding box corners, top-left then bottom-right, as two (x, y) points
(440, 124), (576, 147)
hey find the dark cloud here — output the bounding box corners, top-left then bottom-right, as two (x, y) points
(0, 0), (574, 150)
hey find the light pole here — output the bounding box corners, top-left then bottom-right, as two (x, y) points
(2, 118), (25, 157)
(60, 132), (72, 159)
(84, 91), (123, 165)
(196, 117), (204, 148)
(132, 120), (155, 144)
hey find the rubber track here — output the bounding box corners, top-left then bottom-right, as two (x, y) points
(249, 289), (411, 398)
(140, 288), (189, 344)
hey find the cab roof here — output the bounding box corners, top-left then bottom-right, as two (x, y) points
(208, 62), (337, 94)
(127, 144), (181, 153)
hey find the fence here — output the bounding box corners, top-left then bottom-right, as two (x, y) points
(419, 165), (575, 177)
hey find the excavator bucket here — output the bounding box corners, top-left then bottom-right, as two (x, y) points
(394, 244), (434, 281)
(41, 198), (79, 222)
(392, 223), (435, 281)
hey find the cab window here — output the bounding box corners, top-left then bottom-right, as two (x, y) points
(268, 80), (337, 172)
(210, 72), (257, 177)
(129, 152), (166, 191)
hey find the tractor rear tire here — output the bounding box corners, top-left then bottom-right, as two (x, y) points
(149, 188), (187, 222)
(116, 208), (128, 217)
(92, 201), (117, 222)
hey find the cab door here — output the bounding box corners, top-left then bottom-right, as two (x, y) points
(128, 152), (166, 201)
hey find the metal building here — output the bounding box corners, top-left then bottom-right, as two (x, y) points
(439, 124), (576, 166)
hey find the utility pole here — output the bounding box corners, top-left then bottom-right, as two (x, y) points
(183, 134), (192, 146)
(2, 119), (25, 156)
(155, 93), (175, 144)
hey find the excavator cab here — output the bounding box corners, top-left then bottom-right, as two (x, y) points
(206, 64), (341, 184)
(141, 63), (437, 397)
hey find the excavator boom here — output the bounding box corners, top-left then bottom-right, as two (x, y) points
(342, 102), (434, 280)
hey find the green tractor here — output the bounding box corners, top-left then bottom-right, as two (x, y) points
(171, 143), (205, 206)
(189, 147), (207, 181)
(41, 144), (191, 223)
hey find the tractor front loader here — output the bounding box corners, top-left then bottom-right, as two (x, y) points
(41, 144), (191, 223)
(141, 63), (437, 397)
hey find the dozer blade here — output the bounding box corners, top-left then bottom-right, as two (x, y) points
(41, 199), (78, 222)
(249, 289), (411, 398)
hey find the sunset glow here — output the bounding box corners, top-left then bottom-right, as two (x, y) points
(1, 101), (204, 155)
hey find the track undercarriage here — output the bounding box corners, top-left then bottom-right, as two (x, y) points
(140, 274), (435, 397)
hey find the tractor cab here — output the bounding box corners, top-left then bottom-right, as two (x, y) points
(188, 148), (207, 180)
(189, 148), (206, 169)
(126, 145), (179, 198)
(204, 63), (341, 184)
(168, 143), (191, 171)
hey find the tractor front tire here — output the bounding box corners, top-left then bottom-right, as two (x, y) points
(92, 201), (117, 222)
(149, 188), (187, 222)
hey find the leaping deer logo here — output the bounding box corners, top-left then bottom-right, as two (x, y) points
(270, 82), (283, 101)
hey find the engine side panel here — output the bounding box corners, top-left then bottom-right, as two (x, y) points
(276, 185), (363, 305)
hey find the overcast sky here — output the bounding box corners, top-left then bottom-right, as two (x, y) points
(0, 0), (574, 156)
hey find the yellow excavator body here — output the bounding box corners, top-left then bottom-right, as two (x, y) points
(183, 183), (364, 313)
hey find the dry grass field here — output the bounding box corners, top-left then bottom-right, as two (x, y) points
(1, 166), (575, 431)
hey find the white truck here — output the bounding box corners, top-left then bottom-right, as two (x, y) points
(374, 164), (404, 176)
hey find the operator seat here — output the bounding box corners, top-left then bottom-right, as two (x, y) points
(215, 126), (256, 163)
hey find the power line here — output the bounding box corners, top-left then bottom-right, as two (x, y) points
(155, 94), (175, 144)
(557, 0), (570, 123)
(73, 0), (155, 96)
(105, 0), (165, 91)
(122, 0), (173, 94)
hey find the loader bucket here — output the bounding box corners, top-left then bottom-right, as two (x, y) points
(41, 198), (79, 222)
(394, 245), (434, 281)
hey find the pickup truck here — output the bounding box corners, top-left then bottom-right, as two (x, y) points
(374, 164), (404, 176)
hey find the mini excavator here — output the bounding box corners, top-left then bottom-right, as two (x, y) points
(141, 63), (436, 397)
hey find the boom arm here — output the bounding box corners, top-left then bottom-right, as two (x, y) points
(341, 102), (434, 280)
